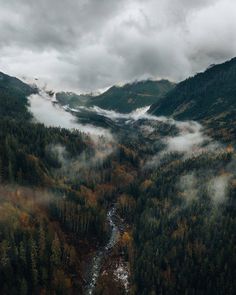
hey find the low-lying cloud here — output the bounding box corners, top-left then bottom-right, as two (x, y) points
(178, 172), (233, 206)
(47, 142), (116, 182)
(28, 91), (113, 140)
(164, 121), (209, 153)
(178, 173), (199, 203)
(90, 107), (212, 155)
(207, 175), (232, 204)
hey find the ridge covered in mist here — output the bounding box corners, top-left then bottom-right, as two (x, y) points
(149, 57), (236, 142)
(56, 79), (175, 113)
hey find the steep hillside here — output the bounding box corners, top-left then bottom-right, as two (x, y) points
(149, 58), (236, 142)
(0, 71), (89, 186)
(0, 71), (116, 294)
(0, 71), (37, 120)
(56, 79), (175, 113)
(89, 79), (175, 112)
(56, 92), (92, 108)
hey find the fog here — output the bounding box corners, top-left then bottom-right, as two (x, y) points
(28, 96), (234, 207)
(75, 105), (206, 150)
(75, 105), (155, 122)
(178, 173), (198, 203)
(208, 175), (232, 204)
(28, 91), (113, 140)
(70, 104), (216, 162)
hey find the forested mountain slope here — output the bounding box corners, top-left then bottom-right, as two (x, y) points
(56, 79), (175, 113)
(149, 58), (236, 142)
(0, 71), (37, 120)
(0, 72), (113, 294)
(56, 92), (92, 108)
(88, 79), (175, 113)
(0, 71), (88, 185)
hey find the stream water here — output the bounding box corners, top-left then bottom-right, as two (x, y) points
(85, 207), (119, 295)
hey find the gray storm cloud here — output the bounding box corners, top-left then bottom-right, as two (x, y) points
(0, 0), (236, 92)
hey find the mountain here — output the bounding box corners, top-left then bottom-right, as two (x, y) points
(0, 63), (236, 294)
(149, 57), (236, 142)
(0, 72), (36, 96)
(0, 71), (37, 120)
(0, 71), (109, 293)
(56, 79), (175, 113)
(88, 79), (175, 112)
(56, 92), (93, 108)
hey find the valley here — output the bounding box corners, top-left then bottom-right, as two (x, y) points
(0, 58), (236, 294)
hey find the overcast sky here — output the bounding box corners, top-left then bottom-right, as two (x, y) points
(0, 0), (236, 92)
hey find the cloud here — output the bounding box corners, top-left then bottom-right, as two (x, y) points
(177, 173), (232, 206)
(0, 0), (236, 92)
(76, 105), (153, 121)
(28, 92), (116, 181)
(47, 142), (116, 181)
(28, 91), (113, 140)
(207, 175), (232, 204)
(178, 173), (198, 203)
(164, 121), (208, 153)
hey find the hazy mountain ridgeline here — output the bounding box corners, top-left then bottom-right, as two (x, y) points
(56, 92), (93, 108)
(56, 79), (175, 113)
(149, 57), (236, 142)
(87, 79), (175, 113)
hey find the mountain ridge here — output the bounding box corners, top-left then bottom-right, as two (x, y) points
(149, 57), (236, 142)
(56, 79), (175, 113)
(0, 71), (37, 120)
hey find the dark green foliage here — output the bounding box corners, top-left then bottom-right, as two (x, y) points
(56, 91), (92, 108)
(0, 119), (89, 185)
(0, 72), (37, 120)
(56, 79), (175, 113)
(149, 58), (236, 142)
(89, 79), (175, 113)
(133, 151), (236, 295)
(0, 72), (89, 185)
(0, 201), (81, 294)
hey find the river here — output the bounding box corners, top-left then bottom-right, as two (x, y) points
(85, 207), (119, 295)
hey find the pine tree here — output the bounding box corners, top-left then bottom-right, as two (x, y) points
(29, 238), (38, 289)
(50, 233), (62, 267)
(20, 278), (28, 295)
